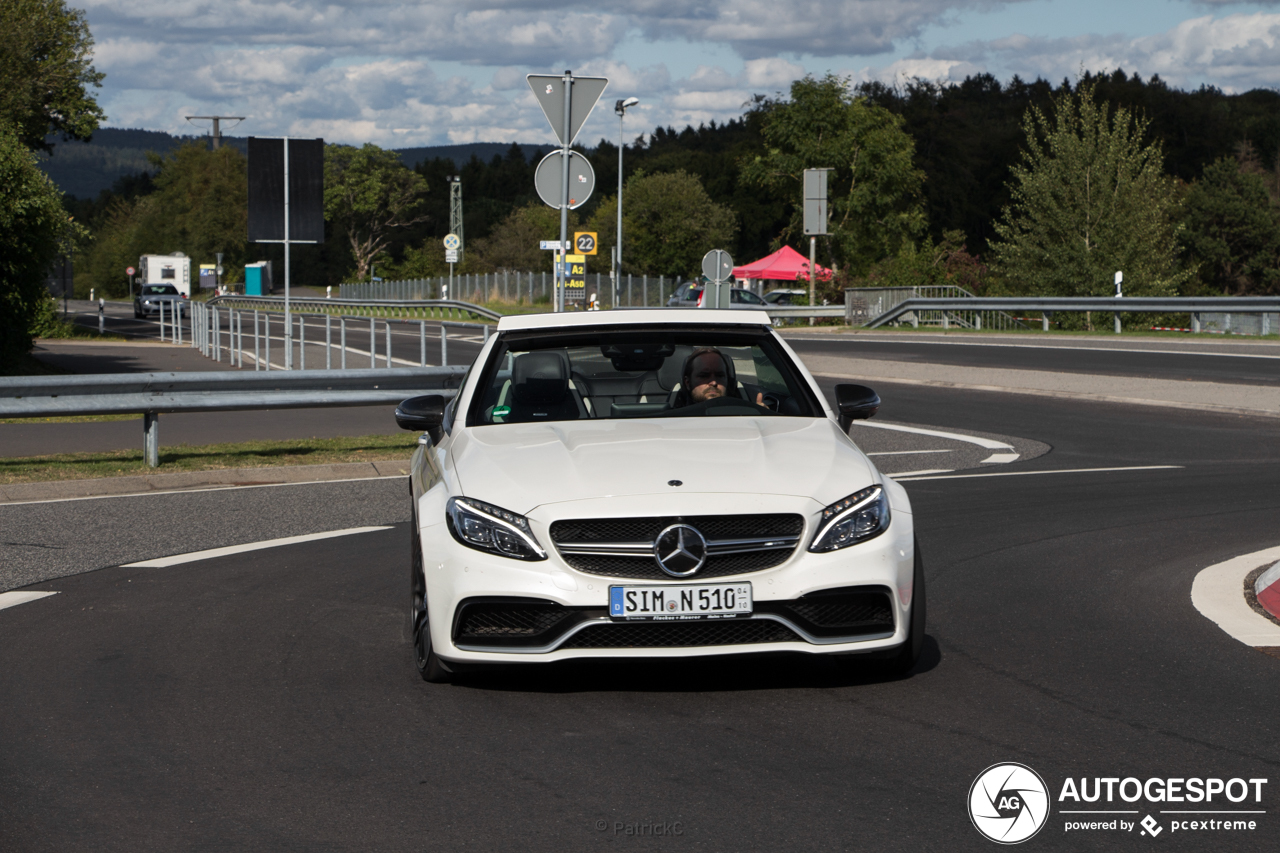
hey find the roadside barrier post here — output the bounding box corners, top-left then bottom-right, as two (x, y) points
(299, 315), (306, 370)
(441, 325), (448, 366)
(143, 411), (159, 468)
(264, 313), (271, 370)
(341, 317), (347, 369)
(385, 321), (392, 368)
(369, 317), (376, 369)
(1192, 312), (1201, 333)
(98, 299), (104, 335)
(254, 311), (261, 370)
(419, 321), (426, 366)
(326, 315), (332, 370)
(160, 301), (166, 342)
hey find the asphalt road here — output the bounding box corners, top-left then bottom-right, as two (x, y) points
(2, 374), (1278, 850)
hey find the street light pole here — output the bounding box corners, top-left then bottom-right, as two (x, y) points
(614, 97), (639, 310)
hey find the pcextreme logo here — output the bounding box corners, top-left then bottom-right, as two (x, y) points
(969, 764), (1268, 844)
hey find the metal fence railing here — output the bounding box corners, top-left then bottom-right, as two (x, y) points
(339, 272), (690, 308)
(844, 286), (1026, 331)
(186, 301), (491, 371)
(0, 368), (465, 467)
(865, 296), (1280, 332)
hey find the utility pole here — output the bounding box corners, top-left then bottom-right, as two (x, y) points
(615, 97), (639, 310)
(185, 115), (245, 149)
(449, 176), (464, 262)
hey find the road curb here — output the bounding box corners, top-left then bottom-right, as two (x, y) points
(1255, 563), (1280, 621)
(1190, 546), (1280, 649)
(0, 460), (410, 505)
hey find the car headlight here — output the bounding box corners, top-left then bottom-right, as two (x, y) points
(809, 485), (891, 552)
(446, 497), (547, 561)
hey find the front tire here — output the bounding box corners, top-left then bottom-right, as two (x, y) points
(410, 522), (452, 683)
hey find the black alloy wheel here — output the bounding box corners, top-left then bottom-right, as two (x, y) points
(410, 520), (452, 683)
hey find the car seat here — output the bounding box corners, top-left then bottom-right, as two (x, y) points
(505, 351), (588, 423)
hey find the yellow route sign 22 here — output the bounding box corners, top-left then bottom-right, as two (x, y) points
(574, 232), (598, 255)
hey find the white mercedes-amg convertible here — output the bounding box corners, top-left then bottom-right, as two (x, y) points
(395, 309), (923, 682)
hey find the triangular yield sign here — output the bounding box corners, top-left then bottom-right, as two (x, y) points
(527, 73), (609, 146)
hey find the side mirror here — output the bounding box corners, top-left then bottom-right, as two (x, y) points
(834, 384), (880, 431)
(396, 395), (447, 443)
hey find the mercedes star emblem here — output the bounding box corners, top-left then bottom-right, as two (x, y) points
(653, 524), (708, 577)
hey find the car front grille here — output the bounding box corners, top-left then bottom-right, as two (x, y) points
(549, 514), (804, 580)
(560, 619), (803, 649)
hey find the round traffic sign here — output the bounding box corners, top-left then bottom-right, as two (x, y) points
(443, 233), (460, 250)
(533, 150), (595, 210)
(701, 249), (734, 282)
(126, 266), (135, 276)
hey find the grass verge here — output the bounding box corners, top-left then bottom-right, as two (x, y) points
(0, 433), (417, 484)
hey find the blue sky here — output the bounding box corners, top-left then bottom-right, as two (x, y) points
(77, 1), (1280, 148)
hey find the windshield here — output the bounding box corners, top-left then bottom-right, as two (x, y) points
(142, 285), (179, 295)
(467, 326), (823, 426)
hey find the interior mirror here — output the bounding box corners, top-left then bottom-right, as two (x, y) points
(396, 395), (447, 443)
(834, 384), (880, 431)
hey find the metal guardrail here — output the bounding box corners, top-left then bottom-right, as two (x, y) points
(207, 295), (502, 322)
(866, 296), (1280, 331)
(0, 368), (465, 467)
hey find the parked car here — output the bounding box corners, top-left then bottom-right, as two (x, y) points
(134, 284), (188, 319)
(763, 288), (808, 306)
(395, 308), (923, 683)
(665, 282), (770, 308)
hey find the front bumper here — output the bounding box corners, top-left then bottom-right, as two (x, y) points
(418, 491), (915, 665)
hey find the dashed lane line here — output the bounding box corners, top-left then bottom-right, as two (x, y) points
(121, 526), (394, 568)
(1191, 545), (1280, 648)
(0, 591), (58, 612)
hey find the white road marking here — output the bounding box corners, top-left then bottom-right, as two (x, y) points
(895, 465), (1182, 482)
(1, 473), (408, 507)
(866, 449), (954, 456)
(121, 526), (393, 568)
(888, 469), (954, 478)
(0, 591), (58, 612)
(1191, 545), (1280, 647)
(981, 452), (1022, 464)
(852, 420), (1014, 451)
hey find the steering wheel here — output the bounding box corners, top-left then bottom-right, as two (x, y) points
(760, 392), (781, 412)
(667, 395), (779, 418)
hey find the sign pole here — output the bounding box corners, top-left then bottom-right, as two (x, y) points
(284, 137), (292, 369)
(558, 70), (573, 313)
(809, 236), (817, 327)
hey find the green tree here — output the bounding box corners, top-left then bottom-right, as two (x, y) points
(0, 121), (77, 368)
(1182, 156), (1280, 295)
(324, 143), (429, 281)
(470, 201), (575, 273)
(0, 0), (105, 152)
(79, 144), (248, 296)
(742, 74), (926, 275)
(990, 82), (1188, 299)
(586, 171), (736, 277)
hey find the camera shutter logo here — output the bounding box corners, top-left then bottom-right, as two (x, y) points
(968, 763), (1050, 844)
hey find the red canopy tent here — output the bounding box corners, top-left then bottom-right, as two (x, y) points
(732, 245), (832, 282)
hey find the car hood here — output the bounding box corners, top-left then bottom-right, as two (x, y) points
(450, 417), (877, 514)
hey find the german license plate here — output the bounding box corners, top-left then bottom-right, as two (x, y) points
(609, 583), (752, 621)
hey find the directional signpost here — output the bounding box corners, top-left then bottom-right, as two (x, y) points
(701, 249), (734, 309)
(528, 70), (608, 311)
